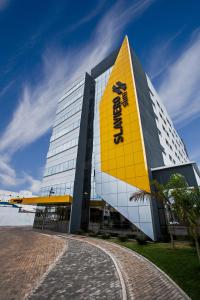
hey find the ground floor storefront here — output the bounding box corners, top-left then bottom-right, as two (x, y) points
(33, 203), (141, 236)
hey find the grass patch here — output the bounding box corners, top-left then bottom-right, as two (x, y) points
(112, 240), (200, 299)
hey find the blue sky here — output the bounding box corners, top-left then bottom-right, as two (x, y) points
(0, 0), (199, 193)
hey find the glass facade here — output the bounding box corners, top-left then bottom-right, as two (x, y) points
(41, 75), (85, 197)
(90, 67), (113, 201)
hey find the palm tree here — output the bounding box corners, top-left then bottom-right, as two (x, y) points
(130, 178), (176, 249)
(171, 175), (200, 264)
(130, 173), (200, 263)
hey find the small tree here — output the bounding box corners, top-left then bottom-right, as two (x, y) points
(130, 174), (200, 256)
(130, 174), (189, 249)
(130, 179), (177, 249)
(151, 180), (176, 248)
(171, 176), (200, 264)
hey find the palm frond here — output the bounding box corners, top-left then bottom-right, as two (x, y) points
(129, 190), (149, 202)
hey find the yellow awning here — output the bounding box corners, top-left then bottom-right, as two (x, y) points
(9, 195), (73, 205)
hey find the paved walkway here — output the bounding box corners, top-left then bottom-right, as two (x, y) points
(0, 227), (65, 300)
(29, 239), (122, 300)
(0, 228), (189, 300)
(72, 236), (189, 300)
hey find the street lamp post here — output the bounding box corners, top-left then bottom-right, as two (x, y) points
(42, 187), (54, 230)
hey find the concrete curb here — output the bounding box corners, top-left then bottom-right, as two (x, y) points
(96, 239), (191, 300)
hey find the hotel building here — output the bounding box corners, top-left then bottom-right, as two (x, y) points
(36, 37), (200, 240)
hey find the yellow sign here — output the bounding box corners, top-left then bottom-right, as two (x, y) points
(99, 36), (150, 192)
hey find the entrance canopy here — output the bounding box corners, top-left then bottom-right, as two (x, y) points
(9, 196), (103, 207)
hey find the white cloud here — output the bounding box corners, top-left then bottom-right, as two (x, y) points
(0, 0), (154, 191)
(158, 30), (200, 127)
(25, 175), (41, 194)
(0, 156), (41, 194)
(147, 29), (184, 80)
(0, 80), (14, 100)
(0, 156), (25, 187)
(0, 0), (9, 11)
(66, 0), (106, 32)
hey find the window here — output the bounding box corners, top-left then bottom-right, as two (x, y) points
(51, 119), (80, 142)
(44, 158), (76, 177)
(58, 79), (84, 104)
(47, 137), (78, 158)
(149, 89), (154, 97)
(161, 147), (166, 155)
(68, 160), (74, 169)
(54, 102), (82, 127)
(57, 90), (83, 115)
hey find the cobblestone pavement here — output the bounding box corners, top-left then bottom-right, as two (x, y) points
(29, 238), (122, 300)
(0, 227), (66, 300)
(0, 227), (189, 300)
(73, 236), (189, 300)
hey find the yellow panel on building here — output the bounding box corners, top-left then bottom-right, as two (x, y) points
(99, 36), (150, 192)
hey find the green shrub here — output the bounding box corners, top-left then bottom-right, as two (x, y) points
(110, 232), (119, 237)
(162, 234), (170, 243)
(118, 235), (128, 242)
(189, 236), (200, 247)
(85, 229), (93, 233)
(135, 234), (148, 245)
(96, 231), (102, 236)
(127, 233), (136, 239)
(88, 232), (97, 237)
(76, 229), (84, 235)
(102, 233), (110, 239)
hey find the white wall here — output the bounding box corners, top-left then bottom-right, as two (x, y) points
(0, 206), (35, 226)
